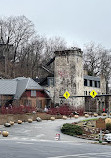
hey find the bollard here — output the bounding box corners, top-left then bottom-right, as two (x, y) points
(55, 133), (60, 141)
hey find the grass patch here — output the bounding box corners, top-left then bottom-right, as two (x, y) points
(82, 118), (98, 122)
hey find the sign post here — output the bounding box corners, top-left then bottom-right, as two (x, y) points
(96, 118), (106, 143)
(99, 130), (102, 143)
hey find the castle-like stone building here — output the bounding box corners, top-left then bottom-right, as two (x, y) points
(40, 48), (107, 112)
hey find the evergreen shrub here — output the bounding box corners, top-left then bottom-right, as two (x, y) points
(61, 123), (83, 136)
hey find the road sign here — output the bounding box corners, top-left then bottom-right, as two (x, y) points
(90, 90), (97, 98)
(63, 91), (70, 99)
(96, 118), (106, 130)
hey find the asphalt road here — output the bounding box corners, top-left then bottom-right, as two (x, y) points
(0, 116), (110, 158)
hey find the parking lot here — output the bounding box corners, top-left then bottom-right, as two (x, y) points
(0, 117), (111, 158)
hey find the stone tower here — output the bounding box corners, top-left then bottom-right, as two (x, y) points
(54, 48), (84, 108)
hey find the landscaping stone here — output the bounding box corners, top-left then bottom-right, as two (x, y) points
(50, 117), (55, 121)
(28, 119), (33, 123)
(32, 111), (36, 114)
(4, 123), (11, 127)
(10, 121), (14, 125)
(85, 114), (89, 118)
(18, 120), (22, 124)
(2, 131), (9, 137)
(74, 115), (79, 119)
(62, 116), (67, 120)
(94, 113), (98, 117)
(105, 130), (110, 134)
(36, 117), (42, 122)
(102, 113), (107, 116)
(83, 122), (87, 125)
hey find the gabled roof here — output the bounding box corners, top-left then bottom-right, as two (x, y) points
(0, 77), (44, 99)
(14, 77), (43, 99)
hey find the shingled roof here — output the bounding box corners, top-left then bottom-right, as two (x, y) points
(14, 77), (43, 99)
(0, 77), (44, 99)
(0, 80), (17, 95)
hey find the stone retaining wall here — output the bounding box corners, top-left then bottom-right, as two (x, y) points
(0, 113), (62, 125)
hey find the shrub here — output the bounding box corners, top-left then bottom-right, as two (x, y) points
(1, 106), (36, 114)
(106, 123), (111, 131)
(61, 123), (83, 136)
(47, 104), (84, 116)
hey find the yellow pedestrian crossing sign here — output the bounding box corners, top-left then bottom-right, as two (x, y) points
(90, 90), (97, 98)
(63, 91), (70, 99)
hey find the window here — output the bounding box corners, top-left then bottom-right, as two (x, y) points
(31, 90), (36, 97)
(90, 80), (92, 87)
(98, 81), (100, 88)
(95, 81), (97, 87)
(48, 78), (54, 87)
(84, 91), (89, 96)
(84, 79), (87, 86)
(24, 99), (28, 106)
(84, 91), (85, 96)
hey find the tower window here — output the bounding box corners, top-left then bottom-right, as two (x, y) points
(95, 81), (97, 87)
(98, 81), (100, 88)
(90, 80), (92, 87)
(84, 79), (87, 86)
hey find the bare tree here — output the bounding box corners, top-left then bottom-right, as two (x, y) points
(84, 42), (111, 93)
(42, 36), (67, 63)
(17, 35), (45, 78)
(38, 36), (67, 78)
(0, 16), (35, 77)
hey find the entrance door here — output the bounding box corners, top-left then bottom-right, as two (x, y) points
(36, 100), (42, 109)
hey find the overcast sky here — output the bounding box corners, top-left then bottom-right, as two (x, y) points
(0, 0), (111, 48)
